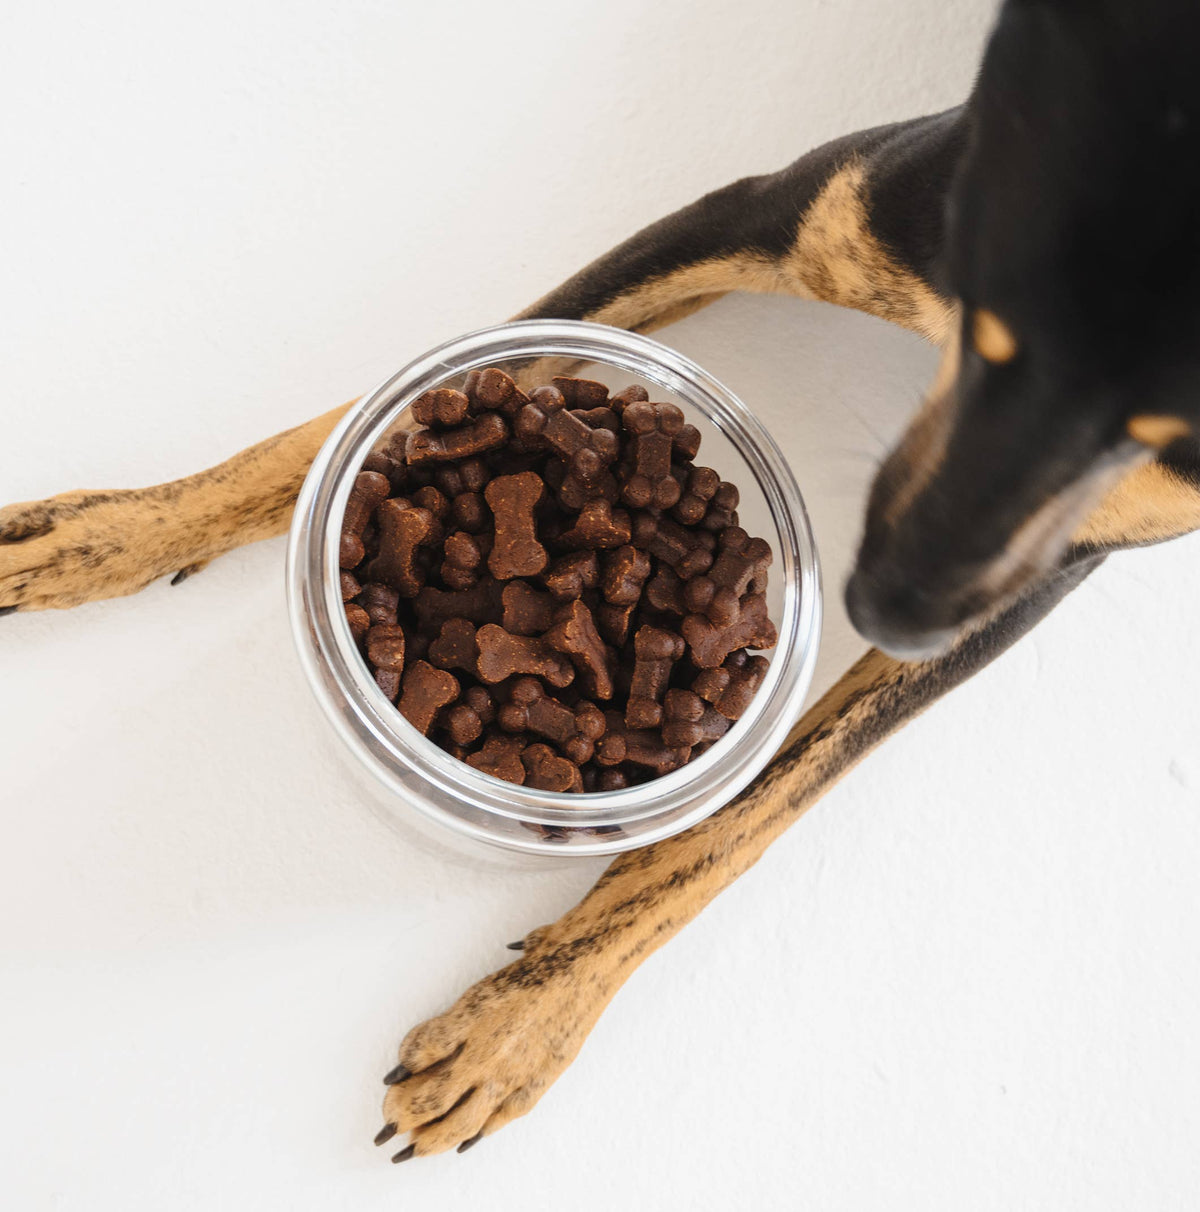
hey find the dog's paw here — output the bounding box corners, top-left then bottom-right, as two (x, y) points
(376, 931), (610, 1161)
(0, 489), (203, 612)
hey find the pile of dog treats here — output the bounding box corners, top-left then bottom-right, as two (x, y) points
(339, 367), (778, 793)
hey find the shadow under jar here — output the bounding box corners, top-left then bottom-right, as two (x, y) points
(287, 320), (821, 859)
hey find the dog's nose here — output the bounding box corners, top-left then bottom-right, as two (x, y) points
(844, 567), (959, 661)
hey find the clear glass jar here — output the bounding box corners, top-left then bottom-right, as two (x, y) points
(286, 320), (821, 860)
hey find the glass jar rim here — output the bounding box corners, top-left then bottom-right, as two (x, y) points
(286, 319), (822, 856)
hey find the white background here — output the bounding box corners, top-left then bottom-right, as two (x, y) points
(3, 1), (1199, 1208)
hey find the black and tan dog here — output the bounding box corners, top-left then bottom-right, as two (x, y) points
(3, 0), (1199, 1161)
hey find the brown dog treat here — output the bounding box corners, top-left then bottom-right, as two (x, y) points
(443, 702), (484, 747)
(361, 448), (408, 494)
(411, 485), (450, 526)
(406, 412), (508, 465)
(596, 601), (637, 647)
(465, 733), (527, 785)
(485, 471), (548, 579)
(543, 551), (600, 601)
(609, 384), (649, 415)
(360, 582), (400, 625)
(671, 465), (721, 525)
(345, 603), (370, 644)
(601, 545), (651, 605)
(521, 743), (584, 793)
(339, 470), (391, 569)
(464, 367), (528, 417)
(501, 580), (557, 636)
(513, 385), (565, 444)
(427, 617), (478, 674)
(411, 387), (470, 429)
(626, 626), (686, 729)
(631, 512), (714, 579)
(475, 624), (575, 688)
(620, 401), (685, 510)
(442, 530), (484, 590)
(551, 376), (609, 408)
(447, 491), (485, 533)
(685, 526), (773, 620)
(693, 651), (770, 719)
(340, 571), (362, 602)
(682, 577), (741, 627)
(673, 423), (702, 462)
(374, 668), (402, 702)
(661, 688), (732, 748)
(559, 499), (632, 549)
(396, 661), (460, 735)
(413, 577), (504, 630)
(546, 599), (613, 700)
(368, 500), (437, 597)
(365, 622), (407, 672)
(519, 393), (619, 492)
(701, 481), (740, 531)
(683, 592), (778, 667)
(463, 684), (499, 727)
(595, 711), (690, 775)
(498, 677), (607, 764)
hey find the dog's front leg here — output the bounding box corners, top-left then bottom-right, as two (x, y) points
(376, 556), (1100, 1159)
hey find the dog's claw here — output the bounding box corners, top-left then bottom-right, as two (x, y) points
(457, 1132), (483, 1154)
(391, 1144), (416, 1164)
(383, 1063), (411, 1085)
(374, 1123), (397, 1146)
(506, 940), (525, 950)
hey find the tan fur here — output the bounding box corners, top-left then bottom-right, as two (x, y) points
(971, 307), (1018, 363)
(1074, 459), (1200, 549)
(1126, 413), (1192, 448)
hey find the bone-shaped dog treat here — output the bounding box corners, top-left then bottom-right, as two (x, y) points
(626, 626), (686, 729)
(551, 376), (610, 409)
(411, 387), (470, 429)
(682, 592), (778, 668)
(546, 599), (613, 700)
(661, 688), (732, 749)
(396, 661), (460, 735)
(345, 603), (370, 645)
(521, 743), (584, 793)
(475, 624), (575, 688)
(673, 423), (702, 462)
(631, 512), (714, 579)
(595, 711), (691, 775)
(572, 407), (621, 433)
(501, 580), (557, 635)
(701, 481), (740, 531)
(692, 651), (770, 720)
(368, 500), (437, 597)
(620, 401), (686, 510)
(361, 448), (408, 494)
(411, 485), (450, 526)
(443, 702), (484, 747)
(595, 767), (630, 791)
(442, 530), (484, 590)
(543, 551), (600, 601)
(498, 677), (607, 764)
(558, 499), (632, 550)
(465, 733), (527, 785)
(427, 617), (477, 674)
(413, 577), (504, 630)
(340, 571), (362, 602)
(685, 526), (773, 622)
(609, 384), (649, 415)
(366, 622), (407, 673)
(519, 392), (620, 492)
(513, 385), (565, 445)
(360, 581), (400, 625)
(485, 471), (548, 579)
(671, 465), (721, 526)
(406, 412), (508, 465)
(464, 367), (528, 417)
(601, 545), (651, 605)
(339, 470), (391, 569)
